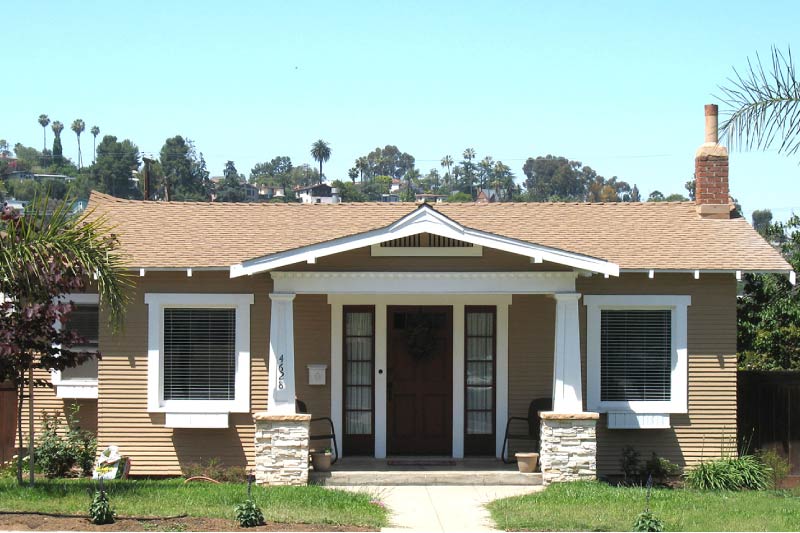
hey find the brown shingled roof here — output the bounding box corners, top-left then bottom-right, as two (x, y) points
(86, 191), (790, 272)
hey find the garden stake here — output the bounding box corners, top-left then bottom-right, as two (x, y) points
(247, 471), (255, 498)
(645, 474), (652, 512)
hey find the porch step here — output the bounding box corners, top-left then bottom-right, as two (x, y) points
(310, 469), (543, 486)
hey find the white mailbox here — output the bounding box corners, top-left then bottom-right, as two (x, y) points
(307, 364), (328, 386)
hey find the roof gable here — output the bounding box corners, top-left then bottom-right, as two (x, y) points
(230, 204), (619, 277)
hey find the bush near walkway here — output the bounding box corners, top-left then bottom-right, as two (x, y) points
(0, 478), (387, 529)
(487, 481), (800, 532)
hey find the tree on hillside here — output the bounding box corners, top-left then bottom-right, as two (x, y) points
(71, 119), (85, 169)
(331, 179), (365, 202)
(0, 140), (11, 159)
(358, 146), (415, 181)
(51, 121), (64, 164)
(37, 115), (50, 153)
(522, 155), (585, 201)
(738, 214), (800, 370)
(159, 136), (209, 201)
(215, 160), (246, 202)
(310, 139), (331, 181)
(90, 126), (100, 164)
(718, 46), (800, 159)
(0, 194), (131, 485)
(752, 209), (773, 236)
(250, 156), (293, 190)
(92, 135), (140, 198)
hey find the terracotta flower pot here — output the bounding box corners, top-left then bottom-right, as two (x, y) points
(310, 451), (332, 472)
(515, 452), (539, 473)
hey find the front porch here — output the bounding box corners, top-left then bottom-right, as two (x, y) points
(254, 271), (599, 485)
(309, 456), (543, 486)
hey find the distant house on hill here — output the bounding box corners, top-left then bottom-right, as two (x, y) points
(295, 183), (341, 204)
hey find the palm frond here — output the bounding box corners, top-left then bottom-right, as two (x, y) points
(717, 45), (800, 157)
(0, 191), (133, 330)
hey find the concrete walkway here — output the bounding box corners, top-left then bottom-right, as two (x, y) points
(341, 485), (543, 532)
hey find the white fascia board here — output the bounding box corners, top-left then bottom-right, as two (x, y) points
(231, 205), (619, 277)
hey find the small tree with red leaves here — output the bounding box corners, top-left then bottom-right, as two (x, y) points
(0, 193), (131, 485)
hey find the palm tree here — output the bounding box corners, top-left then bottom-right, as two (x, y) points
(310, 140), (331, 182)
(355, 156), (368, 182)
(462, 148), (476, 197)
(440, 155), (453, 187)
(37, 114), (50, 153)
(51, 121), (64, 163)
(718, 45), (800, 157)
(71, 119), (85, 169)
(0, 192), (131, 485)
(90, 126), (100, 164)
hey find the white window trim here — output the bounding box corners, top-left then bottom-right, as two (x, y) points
(584, 295), (691, 415)
(144, 293), (254, 417)
(51, 293), (100, 399)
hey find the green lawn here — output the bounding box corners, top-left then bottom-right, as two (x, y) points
(487, 481), (800, 532)
(0, 477), (387, 529)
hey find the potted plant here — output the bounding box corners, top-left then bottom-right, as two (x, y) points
(515, 452), (539, 473)
(310, 448), (333, 472)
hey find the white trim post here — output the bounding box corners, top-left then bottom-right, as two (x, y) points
(330, 302), (344, 457)
(452, 304), (465, 458)
(374, 304), (388, 458)
(268, 293), (297, 414)
(552, 293), (583, 413)
(495, 302), (509, 457)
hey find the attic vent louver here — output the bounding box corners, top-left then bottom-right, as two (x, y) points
(380, 234), (473, 248)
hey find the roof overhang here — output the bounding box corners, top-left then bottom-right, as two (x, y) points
(230, 204), (620, 277)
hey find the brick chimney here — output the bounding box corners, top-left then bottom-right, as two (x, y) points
(695, 104), (730, 219)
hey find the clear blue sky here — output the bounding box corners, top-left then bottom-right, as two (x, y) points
(5, 0), (799, 221)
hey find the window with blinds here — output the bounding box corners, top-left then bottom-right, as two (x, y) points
(465, 307), (495, 455)
(163, 308), (236, 401)
(600, 310), (671, 402)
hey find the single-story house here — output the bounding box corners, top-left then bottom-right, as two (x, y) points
(27, 105), (793, 485)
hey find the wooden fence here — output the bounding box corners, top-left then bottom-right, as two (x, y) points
(738, 370), (800, 475)
(0, 383), (16, 463)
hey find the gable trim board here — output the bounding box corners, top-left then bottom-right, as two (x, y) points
(231, 204), (620, 277)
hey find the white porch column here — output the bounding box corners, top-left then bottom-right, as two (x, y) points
(268, 292), (297, 414)
(552, 293), (583, 413)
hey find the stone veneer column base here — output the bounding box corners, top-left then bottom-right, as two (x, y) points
(539, 411), (599, 485)
(253, 412), (311, 486)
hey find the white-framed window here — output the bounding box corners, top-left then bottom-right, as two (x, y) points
(145, 294), (254, 426)
(51, 293), (100, 399)
(584, 295), (691, 415)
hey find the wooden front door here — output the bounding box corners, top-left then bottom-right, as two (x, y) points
(387, 306), (453, 455)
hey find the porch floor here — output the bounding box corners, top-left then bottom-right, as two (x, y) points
(309, 456), (543, 486)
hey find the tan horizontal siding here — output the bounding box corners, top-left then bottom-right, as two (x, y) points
(19, 369), (98, 436)
(576, 273), (737, 474)
(97, 271), (271, 476)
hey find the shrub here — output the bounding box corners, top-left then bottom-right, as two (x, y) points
(757, 448), (791, 488)
(88, 490), (116, 525)
(183, 457), (246, 483)
(235, 499), (265, 527)
(36, 408), (96, 478)
(633, 510), (664, 532)
(685, 455), (771, 491)
(621, 445), (641, 481)
(644, 453), (681, 482)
